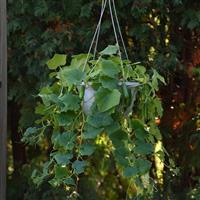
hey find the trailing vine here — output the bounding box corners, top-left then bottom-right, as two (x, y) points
(23, 45), (166, 197)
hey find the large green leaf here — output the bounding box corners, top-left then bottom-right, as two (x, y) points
(38, 87), (61, 106)
(104, 122), (120, 135)
(23, 127), (38, 138)
(54, 153), (73, 165)
(152, 69), (166, 91)
(134, 141), (153, 155)
(52, 132), (76, 150)
(149, 123), (162, 140)
(72, 160), (87, 175)
(55, 112), (75, 127)
(87, 112), (113, 128)
(63, 177), (76, 186)
(55, 166), (68, 179)
(100, 59), (120, 78)
(70, 54), (91, 71)
(95, 88), (121, 112)
(83, 125), (104, 139)
(22, 127), (41, 145)
(47, 54), (67, 70)
(59, 93), (80, 111)
(100, 45), (118, 55)
(124, 166), (138, 177)
(114, 146), (130, 166)
(124, 159), (152, 177)
(80, 144), (95, 156)
(109, 130), (128, 147)
(131, 119), (147, 141)
(58, 67), (86, 87)
(136, 159), (152, 174)
(131, 119), (144, 130)
(100, 76), (118, 90)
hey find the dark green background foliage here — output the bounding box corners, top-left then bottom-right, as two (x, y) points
(7, 0), (200, 199)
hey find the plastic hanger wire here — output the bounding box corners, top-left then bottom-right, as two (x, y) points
(83, 0), (107, 71)
(111, 0), (129, 61)
(83, 0), (129, 80)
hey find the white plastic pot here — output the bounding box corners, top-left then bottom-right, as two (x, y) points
(83, 85), (96, 115)
(83, 81), (140, 115)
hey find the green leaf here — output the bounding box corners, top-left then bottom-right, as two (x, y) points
(124, 166), (138, 177)
(100, 76), (118, 90)
(55, 112), (75, 127)
(63, 177), (76, 186)
(52, 132), (76, 150)
(38, 92), (55, 106)
(72, 160), (87, 175)
(100, 59), (120, 78)
(104, 122), (120, 135)
(38, 87), (62, 107)
(100, 45), (118, 55)
(55, 166), (68, 179)
(59, 93), (80, 111)
(54, 153), (73, 165)
(70, 54), (90, 71)
(136, 159), (152, 174)
(135, 65), (146, 75)
(149, 123), (162, 140)
(95, 88), (121, 112)
(80, 144), (95, 156)
(109, 130), (128, 147)
(154, 98), (163, 117)
(152, 69), (166, 91)
(22, 127), (41, 144)
(124, 159), (152, 177)
(131, 119), (147, 141)
(23, 127), (38, 137)
(153, 70), (166, 84)
(58, 67), (86, 87)
(134, 141), (153, 155)
(35, 103), (49, 115)
(134, 128), (147, 141)
(48, 178), (61, 187)
(131, 119), (144, 130)
(47, 54), (67, 70)
(114, 146), (130, 166)
(83, 126), (104, 139)
(87, 112), (113, 128)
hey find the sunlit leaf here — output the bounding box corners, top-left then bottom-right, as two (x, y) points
(47, 54), (67, 70)
(58, 67), (86, 87)
(100, 45), (119, 55)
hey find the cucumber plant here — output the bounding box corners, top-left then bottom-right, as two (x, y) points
(23, 45), (166, 196)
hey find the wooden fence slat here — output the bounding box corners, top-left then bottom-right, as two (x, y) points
(0, 0), (7, 199)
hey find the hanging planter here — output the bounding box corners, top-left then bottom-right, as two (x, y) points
(83, 79), (141, 115)
(23, 0), (166, 194)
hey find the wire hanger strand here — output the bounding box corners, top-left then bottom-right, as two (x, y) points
(83, 0), (129, 76)
(83, 0), (108, 71)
